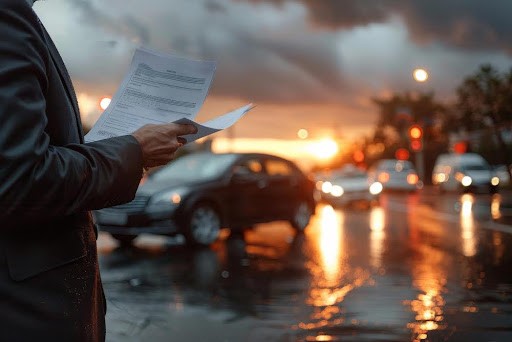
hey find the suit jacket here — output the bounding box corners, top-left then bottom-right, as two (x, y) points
(0, 0), (143, 340)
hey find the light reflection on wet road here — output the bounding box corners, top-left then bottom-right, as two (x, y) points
(99, 190), (512, 341)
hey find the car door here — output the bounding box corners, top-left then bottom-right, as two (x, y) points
(263, 157), (300, 220)
(227, 157), (272, 226)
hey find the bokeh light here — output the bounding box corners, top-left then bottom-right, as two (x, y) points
(413, 68), (429, 82)
(99, 97), (112, 111)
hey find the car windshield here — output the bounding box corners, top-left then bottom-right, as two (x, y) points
(150, 153), (238, 182)
(461, 164), (489, 171)
(379, 160), (413, 172)
(335, 170), (367, 180)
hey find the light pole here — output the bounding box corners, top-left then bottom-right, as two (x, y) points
(408, 124), (425, 182)
(411, 68), (429, 182)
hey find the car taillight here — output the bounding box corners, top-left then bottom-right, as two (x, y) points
(407, 173), (419, 185)
(378, 172), (390, 183)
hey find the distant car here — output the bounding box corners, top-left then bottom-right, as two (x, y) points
(432, 153), (499, 193)
(95, 152), (316, 246)
(368, 159), (420, 192)
(317, 164), (382, 207)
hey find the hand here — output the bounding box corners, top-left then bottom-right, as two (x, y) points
(131, 123), (197, 168)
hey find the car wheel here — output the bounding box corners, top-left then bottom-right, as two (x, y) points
(185, 203), (221, 247)
(111, 234), (138, 246)
(290, 200), (312, 232)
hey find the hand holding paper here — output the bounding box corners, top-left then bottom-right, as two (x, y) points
(85, 47), (253, 143)
(173, 103), (254, 143)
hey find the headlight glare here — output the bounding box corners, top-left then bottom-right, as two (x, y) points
(149, 187), (189, 207)
(461, 176), (472, 187)
(369, 182), (383, 195)
(330, 185), (344, 197)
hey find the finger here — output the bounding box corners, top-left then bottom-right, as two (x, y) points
(177, 137), (187, 145)
(167, 123), (197, 135)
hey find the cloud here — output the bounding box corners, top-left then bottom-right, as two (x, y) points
(36, 0), (352, 104)
(32, 0), (512, 139)
(245, 0), (512, 54)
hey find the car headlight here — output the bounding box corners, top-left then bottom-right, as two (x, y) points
(148, 187), (190, 209)
(330, 185), (344, 197)
(461, 176), (472, 187)
(491, 176), (500, 186)
(369, 182), (383, 195)
(322, 181), (333, 194)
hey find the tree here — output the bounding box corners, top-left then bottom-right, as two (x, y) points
(371, 92), (448, 183)
(453, 64), (512, 170)
(373, 92), (446, 144)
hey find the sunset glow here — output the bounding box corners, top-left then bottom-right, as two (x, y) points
(212, 137), (341, 170)
(307, 138), (339, 160)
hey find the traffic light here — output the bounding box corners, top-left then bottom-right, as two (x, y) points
(395, 148), (410, 161)
(408, 125), (423, 152)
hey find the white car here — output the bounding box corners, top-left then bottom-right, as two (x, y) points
(317, 165), (382, 207)
(369, 159), (420, 192)
(432, 153), (499, 193)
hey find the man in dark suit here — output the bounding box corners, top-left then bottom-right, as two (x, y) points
(0, 0), (197, 340)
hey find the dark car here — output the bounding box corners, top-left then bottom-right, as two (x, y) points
(94, 152), (316, 246)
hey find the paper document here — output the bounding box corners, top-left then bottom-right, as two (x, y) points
(85, 47), (252, 143)
(173, 103), (254, 143)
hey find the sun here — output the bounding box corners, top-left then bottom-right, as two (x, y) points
(308, 138), (339, 160)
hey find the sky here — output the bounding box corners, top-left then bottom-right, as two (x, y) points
(33, 0), (512, 155)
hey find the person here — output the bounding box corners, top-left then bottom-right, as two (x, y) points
(0, 0), (197, 340)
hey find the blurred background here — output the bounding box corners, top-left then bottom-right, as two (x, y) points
(33, 1), (512, 341)
(35, 0), (512, 176)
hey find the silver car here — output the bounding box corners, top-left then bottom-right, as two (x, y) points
(369, 159), (420, 192)
(317, 165), (383, 207)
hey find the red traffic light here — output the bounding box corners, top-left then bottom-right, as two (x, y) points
(395, 148), (410, 160)
(353, 150), (365, 163)
(410, 140), (423, 152)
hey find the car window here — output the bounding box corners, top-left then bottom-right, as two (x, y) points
(151, 153), (237, 182)
(265, 159), (294, 176)
(337, 170), (367, 179)
(378, 160), (413, 171)
(461, 164), (489, 171)
(233, 159), (264, 175)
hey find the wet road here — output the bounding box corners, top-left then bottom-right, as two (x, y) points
(98, 188), (512, 341)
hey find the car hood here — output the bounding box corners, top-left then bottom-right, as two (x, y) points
(464, 170), (492, 183)
(332, 178), (369, 191)
(136, 178), (206, 196)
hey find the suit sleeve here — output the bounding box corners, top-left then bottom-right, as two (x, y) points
(0, 0), (143, 225)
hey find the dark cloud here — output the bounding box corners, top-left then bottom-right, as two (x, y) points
(209, 30), (347, 103)
(243, 0), (512, 54)
(69, 0), (150, 45)
(401, 0), (512, 53)
(34, 0), (512, 140)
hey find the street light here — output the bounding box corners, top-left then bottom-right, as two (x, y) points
(99, 97), (112, 111)
(297, 128), (309, 139)
(413, 68), (429, 83)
